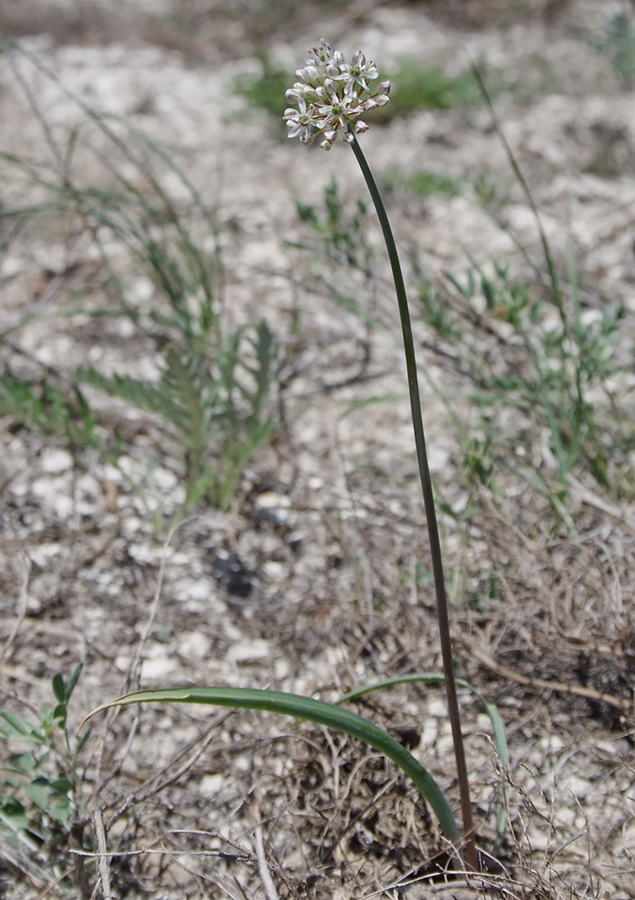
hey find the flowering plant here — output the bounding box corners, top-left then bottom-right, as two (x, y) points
(283, 40), (391, 149)
(82, 41), (494, 881)
(285, 40), (480, 870)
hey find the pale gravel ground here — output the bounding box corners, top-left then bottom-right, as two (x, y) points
(1, 1), (634, 898)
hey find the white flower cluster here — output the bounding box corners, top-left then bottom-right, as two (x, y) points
(283, 40), (391, 150)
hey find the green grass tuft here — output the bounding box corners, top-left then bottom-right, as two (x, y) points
(373, 58), (481, 123)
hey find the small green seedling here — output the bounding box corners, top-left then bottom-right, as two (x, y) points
(0, 665), (89, 865)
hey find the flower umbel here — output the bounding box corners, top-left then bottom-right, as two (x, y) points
(283, 40), (390, 149)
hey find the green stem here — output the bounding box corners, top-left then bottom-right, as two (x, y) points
(348, 131), (477, 870)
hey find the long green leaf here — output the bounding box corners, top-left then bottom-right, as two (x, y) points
(81, 686), (459, 843)
(338, 673), (509, 845)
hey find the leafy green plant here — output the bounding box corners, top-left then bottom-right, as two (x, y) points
(472, 167), (516, 213)
(412, 258), (463, 344)
(0, 375), (99, 450)
(77, 319), (279, 510)
(446, 261), (623, 491)
(384, 167), (464, 199)
(408, 257), (627, 529)
(295, 178), (373, 272)
(417, 66), (632, 516)
(292, 179), (383, 365)
(0, 665), (89, 872)
(69, 126), (281, 510)
(373, 58), (481, 123)
(585, 11), (635, 87)
(0, 41), (281, 512)
(288, 71), (631, 528)
(234, 48), (291, 126)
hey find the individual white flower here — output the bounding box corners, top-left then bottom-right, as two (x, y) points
(312, 80), (362, 133)
(339, 50), (379, 95)
(283, 97), (315, 143)
(307, 39), (335, 67)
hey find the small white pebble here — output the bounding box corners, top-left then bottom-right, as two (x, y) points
(199, 774), (223, 796)
(140, 656), (178, 680)
(40, 448), (74, 473)
(177, 631), (212, 661)
(561, 776), (592, 800)
(256, 491), (291, 509)
(262, 560), (285, 580)
(227, 639), (271, 663)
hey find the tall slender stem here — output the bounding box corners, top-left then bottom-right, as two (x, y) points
(349, 131), (478, 869)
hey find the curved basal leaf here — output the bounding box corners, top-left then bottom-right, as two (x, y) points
(81, 685), (459, 843)
(338, 673), (509, 844)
